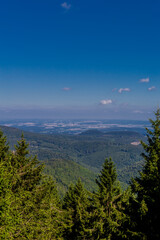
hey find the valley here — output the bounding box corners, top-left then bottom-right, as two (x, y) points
(1, 123), (145, 195)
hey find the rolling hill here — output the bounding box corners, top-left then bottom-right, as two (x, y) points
(1, 126), (145, 194)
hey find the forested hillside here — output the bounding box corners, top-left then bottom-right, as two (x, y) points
(1, 125), (145, 194)
(1, 109), (160, 239)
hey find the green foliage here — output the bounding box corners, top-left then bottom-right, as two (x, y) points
(130, 108), (160, 239)
(45, 159), (97, 197)
(2, 109), (160, 239)
(96, 158), (119, 197)
(91, 158), (128, 239)
(1, 125), (144, 191)
(0, 130), (64, 239)
(63, 179), (92, 239)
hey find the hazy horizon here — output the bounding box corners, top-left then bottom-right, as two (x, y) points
(0, 105), (156, 120)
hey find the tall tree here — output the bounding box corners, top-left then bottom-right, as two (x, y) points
(0, 129), (9, 159)
(93, 158), (127, 239)
(0, 132), (64, 239)
(131, 108), (160, 239)
(0, 129), (14, 239)
(63, 178), (92, 239)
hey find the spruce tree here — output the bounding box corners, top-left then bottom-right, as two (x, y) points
(12, 135), (64, 239)
(131, 108), (160, 239)
(0, 130), (14, 239)
(0, 129), (9, 160)
(63, 178), (92, 239)
(12, 134), (44, 192)
(93, 158), (127, 239)
(0, 132), (64, 239)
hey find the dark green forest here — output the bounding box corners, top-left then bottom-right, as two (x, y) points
(1, 124), (145, 195)
(1, 110), (160, 239)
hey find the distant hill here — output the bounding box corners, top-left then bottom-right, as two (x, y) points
(0, 125), (97, 196)
(45, 158), (97, 197)
(80, 129), (104, 136)
(0, 125), (145, 193)
(105, 130), (142, 137)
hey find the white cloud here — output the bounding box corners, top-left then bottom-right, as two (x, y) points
(140, 77), (149, 83)
(148, 86), (156, 91)
(61, 2), (71, 10)
(63, 87), (71, 91)
(100, 99), (112, 105)
(118, 88), (131, 93)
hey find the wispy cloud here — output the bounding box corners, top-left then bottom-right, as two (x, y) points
(148, 86), (156, 91)
(100, 99), (112, 105)
(61, 2), (71, 10)
(133, 110), (143, 114)
(118, 88), (131, 93)
(63, 87), (71, 91)
(112, 88), (117, 92)
(140, 77), (149, 83)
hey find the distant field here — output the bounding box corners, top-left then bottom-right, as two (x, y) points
(0, 119), (150, 135)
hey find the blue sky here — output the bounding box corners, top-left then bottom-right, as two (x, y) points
(0, 0), (160, 119)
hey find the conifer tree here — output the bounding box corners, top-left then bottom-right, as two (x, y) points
(12, 134), (44, 192)
(0, 132), (64, 239)
(0, 130), (14, 239)
(93, 158), (127, 239)
(131, 108), (160, 239)
(13, 135), (64, 239)
(0, 129), (9, 159)
(63, 178), (92, 239)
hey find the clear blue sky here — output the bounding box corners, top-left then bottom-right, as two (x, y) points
(0, 0), (160, 119)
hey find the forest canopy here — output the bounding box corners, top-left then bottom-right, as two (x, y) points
(1, 109), (160, 239)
